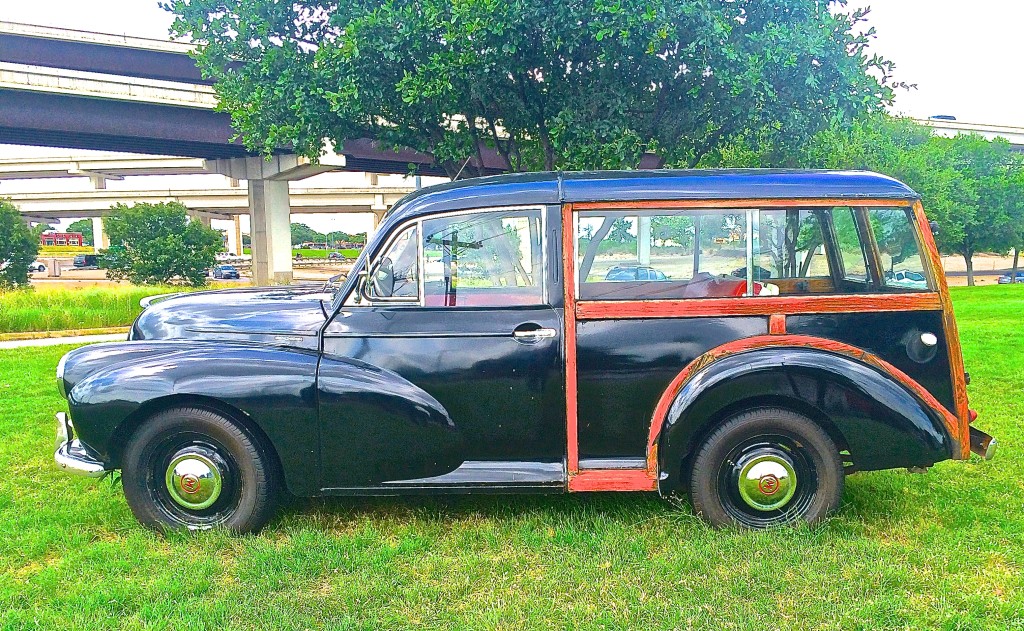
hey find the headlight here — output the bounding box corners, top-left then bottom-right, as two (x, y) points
(56, 353), (68, 398)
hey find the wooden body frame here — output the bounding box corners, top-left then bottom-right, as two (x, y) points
(562, 198), (969, 493)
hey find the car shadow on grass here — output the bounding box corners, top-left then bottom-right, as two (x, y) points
(268, 468), (939, 535)
(276, 491), (681, 529)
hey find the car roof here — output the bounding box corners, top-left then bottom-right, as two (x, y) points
(382, 169), (918, 228)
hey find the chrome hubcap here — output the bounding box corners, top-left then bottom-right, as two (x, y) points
(736, 452), (798, 512)
(165, 449), (223, 510)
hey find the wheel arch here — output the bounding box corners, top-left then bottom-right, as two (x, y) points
(108, 394), (287, 493)
(652, 340), (958, 491)
(672, 393), (852, 490)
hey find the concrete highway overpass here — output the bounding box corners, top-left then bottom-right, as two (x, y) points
(0, 21), (488, 284)
(914, 118), (1024, 149)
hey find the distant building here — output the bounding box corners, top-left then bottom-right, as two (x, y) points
(40, 231), (85, 247)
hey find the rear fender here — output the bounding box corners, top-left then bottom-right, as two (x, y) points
(654, 345), (958, 490)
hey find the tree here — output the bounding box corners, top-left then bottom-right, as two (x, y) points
(166, 0), (901, 177)
(714, 114), (1024, 286)
(291, 222), (326, 246)
(67, 219), (94, 246)
(103, 202), (224, 286)
(0, 199), (39, 289)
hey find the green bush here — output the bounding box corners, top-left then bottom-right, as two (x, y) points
(0, 199), (39, 289)
(103, 202), (222, 286)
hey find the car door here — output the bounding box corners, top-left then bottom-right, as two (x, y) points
(318, 205), (565, 489)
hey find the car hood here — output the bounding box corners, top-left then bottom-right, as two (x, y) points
(131, 285), (329, 349)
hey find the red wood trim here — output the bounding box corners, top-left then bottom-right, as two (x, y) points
(914, 201), (970, 458)
(576, 292), (942, 320)
(644, 334), (965, 474)
(769, 314), (787, 335)
(563, 203), (580, 473)
(572, 198), (915, 211)
(568, 469), (658, 492)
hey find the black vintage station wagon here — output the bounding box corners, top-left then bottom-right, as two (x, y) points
(54, 170), (996, 532)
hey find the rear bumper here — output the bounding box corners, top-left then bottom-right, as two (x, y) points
(54, 412), (107, 478)
(969, 426), (997, 460)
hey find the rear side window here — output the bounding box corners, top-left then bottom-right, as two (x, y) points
(575, 205), (932, 300)
(578, 210), (750, 300)
(871, 208), (931, 290)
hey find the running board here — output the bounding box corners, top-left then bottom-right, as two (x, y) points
(569, 468), (657, 492)
(382, 460), (565, 487)
(578, 457), (647, 470)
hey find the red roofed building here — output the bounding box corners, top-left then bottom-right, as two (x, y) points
(40, 231), (85, 247)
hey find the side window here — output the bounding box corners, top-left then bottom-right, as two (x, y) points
(366, 224), (419, 301)
(578, 210), (749, 300)
(831, 207), (869, 282)
(871, 207), (931, 291)
(754, 209), (834, 294)
(421, 209), (544, 307)
(574, 204), (932, 301)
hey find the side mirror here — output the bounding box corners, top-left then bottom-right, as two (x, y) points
(371, 257), (396, 298)
(930, 220), (940, 236)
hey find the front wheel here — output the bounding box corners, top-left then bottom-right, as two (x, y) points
(689, 407), (843, 529)
(122, 407), (280, 534)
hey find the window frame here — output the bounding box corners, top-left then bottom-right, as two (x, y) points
(572, 201), (934, 302)
(352, 205), (548, 308)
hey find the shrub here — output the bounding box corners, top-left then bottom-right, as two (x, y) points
(0, 199), (39, 289)
(103, 202), (223, 286)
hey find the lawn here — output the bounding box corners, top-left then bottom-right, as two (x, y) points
(0, 286), (1022, 628)
(241, 247), (361, 259)
(0, 284), (237, 334)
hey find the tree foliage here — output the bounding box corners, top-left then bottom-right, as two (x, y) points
(711, 114), (1024, 285)
(166, 0), (901, 177)
(103, 202), (223, 286)
(67, 219), (94, 246)
(0, 199), (39, 289)
(291, 222), (326, 246)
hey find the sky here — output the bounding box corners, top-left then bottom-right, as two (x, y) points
(1, 1), (1021, 232)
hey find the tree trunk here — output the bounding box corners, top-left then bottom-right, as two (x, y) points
(965, 252), (975, 287)
(1013, 248), (1020, 283)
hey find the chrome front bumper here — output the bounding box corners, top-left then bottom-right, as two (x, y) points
(54, 412), (107, 478)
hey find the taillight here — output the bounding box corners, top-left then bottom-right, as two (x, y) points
(968, 409), (978, 424)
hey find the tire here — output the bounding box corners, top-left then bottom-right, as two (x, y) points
(121, 407), (280, 534)
(689, 407), (843, 529)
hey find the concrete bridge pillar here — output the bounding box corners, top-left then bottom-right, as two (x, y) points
(248, 180), (293, 285)
(230, 215), (243, 256)
(205, 153), (345, 285)
(91, 217), (109, 253)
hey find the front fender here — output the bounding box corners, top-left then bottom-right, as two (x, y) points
(656, 347), (956, 490)
(67, 342), (320, 495)
(316, 355), (461, 487)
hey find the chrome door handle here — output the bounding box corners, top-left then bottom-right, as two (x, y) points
(513, 327), (557, 340)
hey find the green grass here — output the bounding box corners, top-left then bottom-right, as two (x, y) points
(241, 247), (361, 259)
(0, 285), (236, 334)
(38, 245), (94, 255)
(1, 286), (1023, 628)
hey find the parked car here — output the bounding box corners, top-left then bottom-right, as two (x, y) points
(997, 271), (1024, 284)
(604, 264), (667, 281)
(885, 269), (928, 289)
(212, 265), (240, 280)
(53, 170), (994, 534)
(72, 254), (100, 269)
(29, 260), (47, 273)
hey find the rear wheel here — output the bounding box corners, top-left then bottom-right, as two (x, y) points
(689, 407), (843, 529)
(122, 407), (279, 534)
